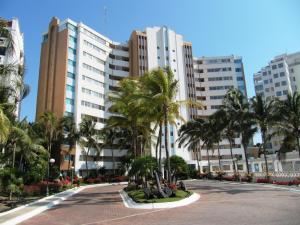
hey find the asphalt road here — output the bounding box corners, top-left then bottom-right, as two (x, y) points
(20, 180), (300, 225)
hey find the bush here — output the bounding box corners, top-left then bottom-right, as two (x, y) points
(256, 178), (271, 183)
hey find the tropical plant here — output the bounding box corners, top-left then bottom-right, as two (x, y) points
(251, 94), (277, 175)
(169, 155), (188, 181)
(60, 116), (80, 173)
(128, 156), (157, 182)
(276, 92), (300, 158)
(79, 117), (101, 178)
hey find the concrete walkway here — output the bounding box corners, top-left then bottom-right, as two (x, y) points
(0, 183), (127, 225)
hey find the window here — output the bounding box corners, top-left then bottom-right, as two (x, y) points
(66, 85), (75, 92)
(83, 51), (105, 65)
(83, 63), (104, 75)
(275, 82), (280, 87)
(199, 78), (205, 82)
(281, 81), (287, 86)
(211, 105), (222, 109)
(82, 75), (105, 87)
(68, 47), (76, 55)
(234, 59), (242, 63)
(66, 98), (74, 105)
(276, 91), (282, 97)
(278, 63), (283, 68)
(67, 72), (75, 79)
(272, 65), (277, 70)
(210, 95), (224, 100)
(81, 100), (105, 110)
(237, 164), (244, 171)
(69, 36), (77, 44)
(68, 59), (76, 67)
(236, 77), (243, 81)
(157, 56), (160, 59)
(283, 90), (288, 95)
(280, 72), (285, 77)
(235, 68), (242, 72)
(67, 23), (77, 32)
(82, 87), (104, 99)
(83, 40), (106, 54)
(273, 73), (278, 78)
(265, 88), (270, 92)
(197, 96), (206, 101)
(269, 79), (273, 83)
(83, 29), (106, 45)
(196, 87), (205, 91)
(263, 71), (267, 76)
(264, 80), (269, 84)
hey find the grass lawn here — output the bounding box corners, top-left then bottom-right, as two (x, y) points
(126, 189), (192, 203)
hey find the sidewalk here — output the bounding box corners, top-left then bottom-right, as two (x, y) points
(0, 182), (127, 225)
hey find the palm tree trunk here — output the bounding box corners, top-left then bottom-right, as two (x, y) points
(206, 147), (211, 174)
(164, 106), (171, 183)
(262, 132), (269, 177)
(112, 149), (115, 176)
(242, 143), (250, 174)
(296, 136), (300, 158)
(217, 142), (221, 171)
(229, 140), (236, 173)
(159, 126), (162, 174)
(196, 141), (201, 173)
(85, 148), (90, 178)
(9, 142), (16, 200)
(68, 146), (72, 175)
(155, 125), (162, 162)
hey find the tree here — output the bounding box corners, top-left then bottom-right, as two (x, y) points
(169, 155), (188, 181)
(60, 116), (80, 173)
(222, 89), (256, 174)
(128, 156), (157, 182)
(277, 92), (300, 158)
(178, 118), (205, 173)
(0, 105), (10, 143)
(251, 95), (276, 175)
(79, 117), (101, 178)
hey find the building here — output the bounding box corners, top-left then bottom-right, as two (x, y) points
(36, 17), (248, 175)
(253, 52), (300, 152)
(192, 55), (248, 172)
(0, 17), (24, 118)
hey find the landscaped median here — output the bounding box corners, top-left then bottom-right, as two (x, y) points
(120, 187), (200, 209)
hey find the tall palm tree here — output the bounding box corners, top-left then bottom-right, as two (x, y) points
(276, 92), (300, 158)
(178, 118), (206, 173)
(251, 95), (276, 176)
(139, 68), (184, 183)
(60, 116), (80, 173)
(79, 117), (101, 178)
(0, 105), (10, 143)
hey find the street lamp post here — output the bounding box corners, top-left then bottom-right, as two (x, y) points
(46, 158), (55, 196)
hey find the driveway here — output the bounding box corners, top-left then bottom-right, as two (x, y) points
(20, 180), (300, 225)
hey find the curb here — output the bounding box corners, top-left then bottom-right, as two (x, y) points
(0, 182), (128, 225)
(119, 190), (200, 209)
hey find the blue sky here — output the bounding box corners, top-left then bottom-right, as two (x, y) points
(1, 0), (300, 124)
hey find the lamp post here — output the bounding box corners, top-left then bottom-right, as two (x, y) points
(46, 158), (55, 196)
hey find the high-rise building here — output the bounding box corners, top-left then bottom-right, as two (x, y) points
(37, 17), (248, 175)
(0, 17), (24, 118)
(193, 56), (248, 172)
(253, 52), (300, 152)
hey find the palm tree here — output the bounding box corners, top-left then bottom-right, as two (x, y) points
(139, 68), (184, 183)
(79, 117), (101, 178)
(251, 95), (276, 176)
(0, 105), (10, 143)
(276, 92), (300, 158)
(222, 89), (257, 174)
(178, 118), (205, 173)
(60, 116), (80, 174)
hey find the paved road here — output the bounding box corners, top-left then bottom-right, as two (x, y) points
(20, 180), (300, 225)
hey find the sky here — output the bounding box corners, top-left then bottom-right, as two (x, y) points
(1, 0), (300, 126)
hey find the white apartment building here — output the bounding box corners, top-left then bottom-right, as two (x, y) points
(0, 17), (24, 118)
(193, 56), (248, 172)
(253, 52), (300, 152)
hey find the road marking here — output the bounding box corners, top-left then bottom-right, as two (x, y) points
(80, 208), (170, 225)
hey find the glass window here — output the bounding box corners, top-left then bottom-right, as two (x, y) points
(269, 79), (273, 83)
(68, 47), (76, 55)
(272, 65), (277, 70)
(67, 72), (75, 79)
(280, 72), (285, 77)
(278, 63), (283, 68)
(273, 73), (278, 78)
(66, 98), (74, 105)
(264, 80), (269, 84)
(276, 91), (282, 97)
(281, 81), (287, 86)
(66, 85), (75, 92)
(275, 82), (280, 87)
(283, 90), (288, 95)
(69, 36), (77, 44)
(68, 59), (76, 67)
(235, 68), (242, 72)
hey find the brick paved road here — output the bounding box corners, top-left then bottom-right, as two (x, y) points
(20, 180), (300, 225)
